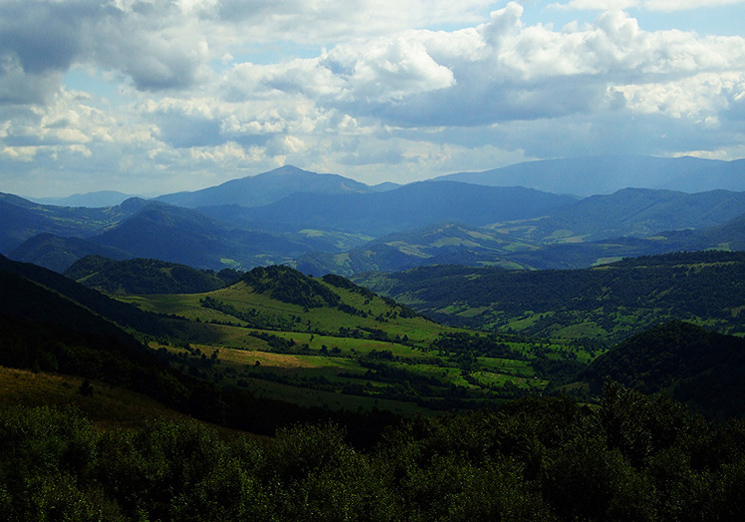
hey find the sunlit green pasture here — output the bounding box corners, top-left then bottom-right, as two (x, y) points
(122, 274), (596, 414)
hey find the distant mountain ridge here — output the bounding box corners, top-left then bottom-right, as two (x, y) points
(293, 188), (745, 275)
(29, 190), (133, 208)
(4, 157), (745, 275)
(498, 188), (745, 243)
(436, 156), (745, 196)
(201, 181), (577, 236)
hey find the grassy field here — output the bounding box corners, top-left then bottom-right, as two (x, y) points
(118, 271), (595, 414)
(0, 367), (190, 429)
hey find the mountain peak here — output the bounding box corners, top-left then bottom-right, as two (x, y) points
(155, 166), (374, 209)
(262, 165), (308, 175)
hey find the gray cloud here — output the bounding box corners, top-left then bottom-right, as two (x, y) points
(0, 0), (211, 104)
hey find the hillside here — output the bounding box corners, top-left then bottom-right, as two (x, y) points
(500, 188), (745, 244)
(0, 255), (406, 439)
(155, 165), (380, 208)
(91, 201), (317, 270)
(114, 264), (598, 412)
(355, 250), (745, 344)
(498, 210), (745, 270)
(295, 222), (531, 276)
(65, 255), (242, 294)
(8, 233), (129, 273)
(578, 321), (745, 419)
(0, 194), (148, 254)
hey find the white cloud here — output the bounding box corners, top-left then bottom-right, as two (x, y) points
(550, 0), (744, 10)
(645, 0), (745, 11)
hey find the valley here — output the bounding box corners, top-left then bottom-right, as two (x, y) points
(112, 265), (580, 414)
(2, 156), (745, 520)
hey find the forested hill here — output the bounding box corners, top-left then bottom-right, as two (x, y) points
(0, 255), (404, 441)
(0, 263), (187, 408)
(65, 255), (242, 294)
(0, 254), (171, 337)
(355, 250), (745, 344)
(579, 321), (745, 419)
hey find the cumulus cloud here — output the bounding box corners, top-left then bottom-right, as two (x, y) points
(250, 5), (744, 130)
(1, 0), (745, 196)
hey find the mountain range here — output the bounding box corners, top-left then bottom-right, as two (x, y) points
(2, 156), (744, 275)
(28, 190), (134, 208)
(437, 155), (745, 195)
(154, 165), (395, 208)
(198, 181), (577, 236)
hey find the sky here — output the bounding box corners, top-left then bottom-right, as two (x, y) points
(1, 0), (744, 198)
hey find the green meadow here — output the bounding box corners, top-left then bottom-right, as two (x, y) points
(117, 268), (595, 414)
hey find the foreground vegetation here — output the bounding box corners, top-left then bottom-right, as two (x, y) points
(3, 382), (745, 521)
(5, 249), (745, 519)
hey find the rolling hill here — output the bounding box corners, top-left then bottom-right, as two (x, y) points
(8, 233), (129, 273)
(91, 201), (315, 270)
(0, 194), (148, 254)
(8, 201), (374, 273)
(355, 250), (745, 344)
(64, 255), (242, 295)
(295, 222), (531, 276)
(578, 321), (745, 419)
(497, 209), (745, 270)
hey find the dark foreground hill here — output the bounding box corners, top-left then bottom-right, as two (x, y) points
(0, 261), (188, 406)
(579, 321), (745, 419)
